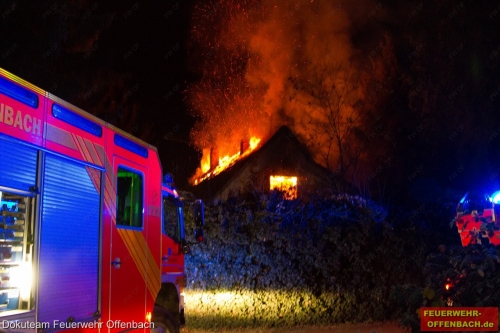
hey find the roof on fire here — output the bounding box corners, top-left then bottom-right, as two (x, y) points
(188, 125), (344, 202)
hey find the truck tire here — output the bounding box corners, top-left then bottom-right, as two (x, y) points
(151, 306), (179, 333)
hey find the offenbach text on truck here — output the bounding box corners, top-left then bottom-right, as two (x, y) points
(0, 68), (204, 333)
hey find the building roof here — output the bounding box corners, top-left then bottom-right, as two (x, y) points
(188, 125), (340, 201)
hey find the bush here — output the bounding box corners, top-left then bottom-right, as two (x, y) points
(391, 244), (500, 333)
(183, 191), (451, 329)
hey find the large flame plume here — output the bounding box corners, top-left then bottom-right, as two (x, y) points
(187, 0), (374, 184)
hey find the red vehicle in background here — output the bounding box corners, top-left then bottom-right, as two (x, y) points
(0, 68), (203, 333)
(454, 191), (500, 246)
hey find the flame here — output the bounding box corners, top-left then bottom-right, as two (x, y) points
(270, 175), (298, 199)
(249, 137), (260, 150)
(187, 1), (396, 186)
(191, 136), (262, 185)
(200, 148), (211, 174)
(187, 0), (365, 183)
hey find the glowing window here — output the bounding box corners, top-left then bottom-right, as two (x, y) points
(270, 175), (298, 200)
(116, 167), (143, 228)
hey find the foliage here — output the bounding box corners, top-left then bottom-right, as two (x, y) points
(183, 191), (449, 329)
(391, 244), (500, 333)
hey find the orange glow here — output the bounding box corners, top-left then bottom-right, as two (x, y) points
(270, 175), (297, 199)
(200, 148), (211, 174)
(191, 136), (262, 185)
(445, 283), (452, 290)
(249, 136), (260, 150)
(146, 311), (152, 322)
(187, 1), (361, 184)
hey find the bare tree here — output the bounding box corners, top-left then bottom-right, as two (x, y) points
(288, 60), (364, 184)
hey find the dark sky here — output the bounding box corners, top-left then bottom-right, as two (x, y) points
(0, 0), (199, 187)
(2, 0), (500, 200)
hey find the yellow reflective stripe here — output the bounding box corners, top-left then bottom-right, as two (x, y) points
(117, 229), (160, 299)
(71, 133), (84, 157)
(85, 166), (100, 193)
(0, 68), (45, 95)
(118, 228), (148, 282)
(135, 231), (161, 296)
(104, 177), (115, 216)
(75, 135), (93, 162)
(84, 139), (103, 167)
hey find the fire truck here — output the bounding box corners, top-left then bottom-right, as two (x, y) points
(0, 68), (204, 333)
(454, 191), (500, 246)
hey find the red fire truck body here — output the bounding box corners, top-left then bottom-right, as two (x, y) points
(0, 68), (200, 332)
(454, 192), (500, 246)
(454, 209), (500, 246)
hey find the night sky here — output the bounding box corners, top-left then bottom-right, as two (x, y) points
(2, 0), (500, 201)
(0, 0), (199, 187)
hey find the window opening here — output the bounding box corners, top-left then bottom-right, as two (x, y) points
(116, 168), (143, 228)
(270, 175), (298, 200)
(163, 196), (181, 243)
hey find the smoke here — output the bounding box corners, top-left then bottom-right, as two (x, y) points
(187, 0), (381, 180)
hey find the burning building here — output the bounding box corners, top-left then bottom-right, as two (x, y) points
(189, 126), (340, 202)
(185, 0), (369, 198)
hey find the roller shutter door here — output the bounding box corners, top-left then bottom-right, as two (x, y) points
(38, 154), (100, 324)
(0, 139), (37, 192)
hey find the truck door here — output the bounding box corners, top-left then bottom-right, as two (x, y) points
(109, 156), (147, 324)
(161, 193), (185, 275)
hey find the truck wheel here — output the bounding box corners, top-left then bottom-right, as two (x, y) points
(151, 306), (179, 333)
